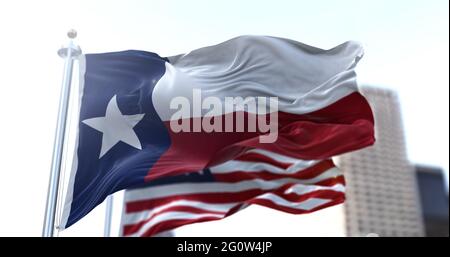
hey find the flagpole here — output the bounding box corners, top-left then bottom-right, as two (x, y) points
(42, 30), (82, 237)
(103, 195), (114, 237)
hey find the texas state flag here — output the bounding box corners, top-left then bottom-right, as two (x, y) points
(60, 36), (375, 229)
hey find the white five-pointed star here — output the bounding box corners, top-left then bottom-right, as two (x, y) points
(82, 95), (145, 158)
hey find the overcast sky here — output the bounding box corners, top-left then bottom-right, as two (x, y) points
(0, 0), (448, 236)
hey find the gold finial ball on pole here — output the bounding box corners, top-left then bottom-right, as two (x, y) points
(67, 29), (77, 39)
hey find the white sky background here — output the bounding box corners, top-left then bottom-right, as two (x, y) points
(0, 0), (448, 236)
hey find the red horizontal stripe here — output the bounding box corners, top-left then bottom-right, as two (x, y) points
(315, 176), (346, 187)
(123, 205), (228, 236)
(145, 92), (374, 181)
(249, 195), (345, 215)
(239, 92), (375, 161)
(268, 187), (345, 203)
(140, 216), (224, 237)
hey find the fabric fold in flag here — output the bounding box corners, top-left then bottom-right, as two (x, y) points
(60, 35), (375, 230)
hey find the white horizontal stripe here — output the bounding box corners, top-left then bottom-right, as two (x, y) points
(154, 36), (362, 121)
(243, 148), (319, 164)
(127, 211), (224, 237)
(123, 200), (236, 226)
(125, 167), (341, 201)
(210, 159), (320, 174)
(255, 194), (332, 211)
(284, 183), (345, 195)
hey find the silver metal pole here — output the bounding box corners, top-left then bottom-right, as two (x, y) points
(104, 195), (114, 237)
(42, 30), (82, 237)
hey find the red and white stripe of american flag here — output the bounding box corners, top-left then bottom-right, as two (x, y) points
(120, 149), (345, 237)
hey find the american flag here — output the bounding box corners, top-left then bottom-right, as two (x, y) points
(120, 149), (345, 237)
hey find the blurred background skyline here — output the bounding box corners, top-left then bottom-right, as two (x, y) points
(0, 0), (448, 236)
